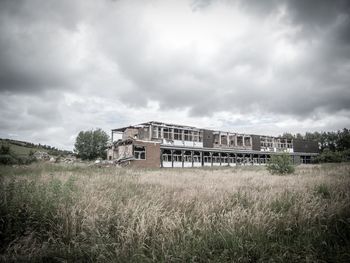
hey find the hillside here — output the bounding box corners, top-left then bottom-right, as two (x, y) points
(0, 138), (73, 157)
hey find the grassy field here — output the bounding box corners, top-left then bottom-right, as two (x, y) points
(0, 139), (48, 157)
(0, 163), (350, 262)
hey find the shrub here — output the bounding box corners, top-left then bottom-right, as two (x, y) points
(267, 153), (295, 175)
(0, 145), (36, 165)
(0, 144), (11, 154)
(315, 184), (331, 198)
(0, 154), (18, 165)
(17, 156), (37, 165)
(316, 149), (343, 163)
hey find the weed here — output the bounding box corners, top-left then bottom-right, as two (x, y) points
(315, 183), (331, 199)
(0, 163), (349, 262)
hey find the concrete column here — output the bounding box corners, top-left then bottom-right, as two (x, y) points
(171, 150), (174, 168)
(181, 150), (184, 168)
(235, 135), (237, 147)
(219, 152), (222, 166)
(250, 154), (253, 165)
(191, 151), (194, 167)
(171, 128), (174, 140)
(182, 130), (185, 142)
(219, 132), (222, 145)
(161, 127), (164, 139)
(160, 149), (163, 168)
(210, 152), (213, 167)
(227, 133), (230, 146)
(149, 125), (152, 140)
(200, 152), (204, 167)
(242, 136), (245, 147)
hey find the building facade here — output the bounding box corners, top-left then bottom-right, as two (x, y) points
(107, 121), (319, 168)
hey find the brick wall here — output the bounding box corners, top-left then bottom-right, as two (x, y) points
(203, 129), (214, 148)
(129, 140), (160, 168)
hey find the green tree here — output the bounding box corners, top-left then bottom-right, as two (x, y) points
(267, 152), (295, 175)
(337, 128), (350, 151)
(74, 129), (109, 160)
(281, 132), (294, 140)
(316, 148), (342, 163)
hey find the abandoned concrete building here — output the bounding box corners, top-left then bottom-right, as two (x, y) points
(107, 121), (319, 168)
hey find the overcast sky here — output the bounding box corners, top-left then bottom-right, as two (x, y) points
(0, 0), (349, 150)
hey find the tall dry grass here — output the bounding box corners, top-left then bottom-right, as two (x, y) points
(0, 163), (350, 262)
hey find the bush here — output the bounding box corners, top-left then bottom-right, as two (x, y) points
(0, 144), (36, 165)
(17, 156), (37, 165)
(316, 149), (343, 163)
(0, 154), (18, 165)
(267, 153), (295, 175)
(0, 144), (11, 155)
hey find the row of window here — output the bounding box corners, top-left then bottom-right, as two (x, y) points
(261, 143), (293, 148)
(213, 135), (252, 147)
(152, 126), (203, 142)
(260, 137), (293, 149)
(162, 154), (270, 163)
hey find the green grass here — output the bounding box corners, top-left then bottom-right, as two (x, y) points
(1, 163), (350, 262)
(0, 140), (47, 157)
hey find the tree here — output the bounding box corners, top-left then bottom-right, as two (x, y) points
(267, 152), (295, 175)
(281, 132), (294, 140)
(337, 128), (350, 151)
(315, 148), (343, 163)
(74, 129), (109, 160)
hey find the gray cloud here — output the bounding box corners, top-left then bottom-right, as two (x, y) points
(0, 0), (349, 149)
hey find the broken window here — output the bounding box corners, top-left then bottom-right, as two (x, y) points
(192, 131), (199, 142)
(184, 151), (192, 162)
(229, 135), (235, 146)
(260, 136), (273, 149)
(163, 128), (171, 139)
(152, 126), (159, 138)
(162, 154), (170, 162)
(174, 129), (182, 140)
(173, 151), (182, 162)
(198, 132), (203, 142)
(134, 145), (146, 160)
(237, 136), (243, 146)
(244, 137), (251, 146)
(184, 130), (192, 141)
(221, 135), (228, 145)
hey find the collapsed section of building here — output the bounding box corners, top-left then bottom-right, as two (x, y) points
(107, 121), (319, 168)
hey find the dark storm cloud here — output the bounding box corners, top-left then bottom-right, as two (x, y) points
(286, 0), (350, 30)
(0, 0), (84, 93)
(1, 0), (349, 117)
(101, 0), (350, 118)
(0, 0), (349, 149)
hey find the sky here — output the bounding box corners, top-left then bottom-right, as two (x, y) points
(0, 0), (349, 150)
